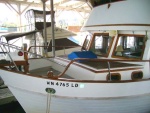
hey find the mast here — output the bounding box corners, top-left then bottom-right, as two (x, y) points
(41, 0), (48, 56)
(50, 0), (55, 57)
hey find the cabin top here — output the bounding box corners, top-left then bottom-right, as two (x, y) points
(81, 32), (149, 60)
(82, 0), (150, 31)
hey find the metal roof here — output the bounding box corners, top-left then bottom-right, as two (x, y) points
(0, 0), (122, 29)
(0, 0), (91, 13)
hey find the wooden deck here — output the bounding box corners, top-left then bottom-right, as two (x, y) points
(57, 56), (142, 69)
(81, 61), (141, 69)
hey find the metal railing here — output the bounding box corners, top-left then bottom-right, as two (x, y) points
(0, 41), (149, 81)
(27, 45), (81, 58)
(0, 42), (67, 71)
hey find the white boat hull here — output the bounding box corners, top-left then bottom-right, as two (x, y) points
(1, 69), (150, 113)
(9, 86), (150, 113)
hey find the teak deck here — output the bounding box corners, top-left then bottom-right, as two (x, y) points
(81, 61), (141, 69)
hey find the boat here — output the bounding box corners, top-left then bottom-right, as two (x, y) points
(0, 0), (150, 112)
(1, 9), (80, 57)
(0, 8), (79, 106)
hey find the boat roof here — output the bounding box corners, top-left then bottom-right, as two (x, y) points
(25, 9), (52, 16)
(81, 0), (150, 31)
(0, 30), (37, 42)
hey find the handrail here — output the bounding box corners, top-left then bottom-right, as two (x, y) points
(67, 58), (150, 62)
(0, 41), (67, 68)
(0, 45), (7, 56)
(28, 45), (144, 79)
(107, 61), (111, 81)
(0, 42), (22, 51)
(0, 44), (19, 71)
(28, 45), (81, 53)
(1, 41), (149, 79)
(48, 58), (150, 79)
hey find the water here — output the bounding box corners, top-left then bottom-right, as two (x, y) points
(0, 101), (25, 113)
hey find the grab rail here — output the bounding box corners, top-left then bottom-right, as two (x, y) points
(0, 41), (67, 70)
(28, 45), (81, 52)
(48, 58), (149, 79)
(28, 45), (81, 56)
(1, 41), (149, 79)
(0, 44), (19, 71)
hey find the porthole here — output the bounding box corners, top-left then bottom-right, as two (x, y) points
(131, 71), (143, 80)
(107, 73), (121, 81)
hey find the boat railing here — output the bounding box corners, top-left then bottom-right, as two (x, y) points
(0, 42), (67, 72)
(49, 58), (149, 79)
(0, 42), (108, 76)
(0, 42), (21, 71)
(0, 41), (150, 81)
(27, 45), (81, 58)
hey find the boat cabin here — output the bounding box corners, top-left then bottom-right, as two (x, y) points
(84, 32), (146, 60)
(1, 1), (150, 113)
(0, 0), (150, 82)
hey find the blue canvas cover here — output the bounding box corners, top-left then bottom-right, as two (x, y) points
(68, 51), (97, 61)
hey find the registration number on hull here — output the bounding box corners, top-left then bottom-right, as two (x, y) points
(47, 81), (79, 88)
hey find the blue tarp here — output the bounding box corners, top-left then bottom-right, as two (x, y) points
(68, 51), (97, 62)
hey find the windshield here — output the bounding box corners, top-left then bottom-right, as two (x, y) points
(112, 34), (145, 59)
(89, 33), (114, 57)
(88, 0), (123, 7)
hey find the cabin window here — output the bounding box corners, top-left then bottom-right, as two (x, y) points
(107, 73), (121, 81)
(131, 71), (143, 80)
(112, 34), (145, 59)
(89, 33), (113, 57)
(81, 35), (92, 51)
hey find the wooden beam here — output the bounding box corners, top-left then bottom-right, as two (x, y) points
(54, 0), (70, 6)
(55, 5), (91, 13)
(5, 0), (19, 14)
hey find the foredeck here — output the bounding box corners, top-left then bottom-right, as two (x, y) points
(29, 66), (73, 79)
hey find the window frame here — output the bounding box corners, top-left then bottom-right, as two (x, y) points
(89, 33), (114, 57)
(112, 34), (145, 60)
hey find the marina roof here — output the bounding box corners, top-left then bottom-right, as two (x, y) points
(0, 0), (91, 13)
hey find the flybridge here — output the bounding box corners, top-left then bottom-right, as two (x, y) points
(24, 9), (53, 31)
(81, 0), (150, 31)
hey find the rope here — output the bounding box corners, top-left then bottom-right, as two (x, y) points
(46, 92), (52, 113)
(46, 88), (56, 113)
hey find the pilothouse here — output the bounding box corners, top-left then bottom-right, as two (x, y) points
(0, 0), (150, 113)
